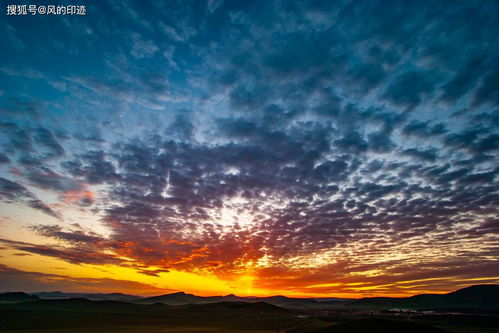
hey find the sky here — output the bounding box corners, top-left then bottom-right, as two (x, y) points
(0, 0), (498, 298)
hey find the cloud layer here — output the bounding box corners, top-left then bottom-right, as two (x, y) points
(0, 0), (498, 296)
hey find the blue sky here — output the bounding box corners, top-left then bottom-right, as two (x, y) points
(0, 0), (498, 297)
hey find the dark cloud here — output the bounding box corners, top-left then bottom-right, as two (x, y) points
(0, 123), (65, 166)
(62, 150), (119, 185)
(0, 177), (60, 219)
(33, 127), (65, 157)
(313, 160), (349, 182)
(367, 131), (395, 153)
(440, 56), (489, 104)
(473, 64), (499, 107)
(0, 152), (10, 164)
(0, 100), (41, 119)
(30, 225), (105, 245)
(401, 148), (438, 162)
(229, 84), (270, 111)
(169, 113), (194, 140)
(348, 62), (386, 94)
(0, 122), (33, 151)
(402, 121), (447, 138)
(443, 127), (498, 156)
(471, 134), (499, 154)
(17, 155), (42, 167)
(334, 130), (368, 154)
(217, 118), (258, 138)
(74, 132), (106, 143)
(383, 70), (435, 108)
(25, 167), (81, 192)
(136, 268), (170, 277)
(458, 170), (497, 185)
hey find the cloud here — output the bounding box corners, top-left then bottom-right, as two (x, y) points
(0, 238), (123, 266)
(0, 122), (33, 151)
(0, 177), (60, 219)
(0, 152), (10, 164)
(30, 225), (104, 245)
(25, 167), (81, 192)
(62, 150), (119, 185)
(334, 130), (368, 154)
(0, 264), (170, 296)
(440, 56), (489, 104)
(473, 64), (499, 107)
(33, 127), (65, 157)
(382, 70), (435, 108)
(401, 148), (438, 162)
(169, 113), (194, 140)
(131, 35), (159, 59)
(402, 121), (447, 138)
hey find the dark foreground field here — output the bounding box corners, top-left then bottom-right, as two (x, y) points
(1, 298), (498, 333)
(2, 299), (312, 333)
(1, 286), (498, 332)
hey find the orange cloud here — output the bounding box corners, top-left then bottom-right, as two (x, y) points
(62, 188), (95, 204)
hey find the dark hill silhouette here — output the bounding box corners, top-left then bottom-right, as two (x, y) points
(31, 291), (140, 301)
(3, 297), (150, 312)
(348, 284), (499, 311)
(136, 285), (499, 310)
(445, 284), (499, 307)
(187, 300), (286, 312)
(0, 292), (39, 302)
(137, 291), (336, 308)
(137, 291), (213, 305)
(2, 297), (287, 315)
(3, 284), (497, 312)
(0, 298), (299, 332)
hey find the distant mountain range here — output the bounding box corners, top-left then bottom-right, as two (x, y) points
(29, 291), (141, 301)
(134, 285), (499, 311)
(1, 284), (498, 311)
(0, 291), (40, 302)
(135, 291), (345, 308)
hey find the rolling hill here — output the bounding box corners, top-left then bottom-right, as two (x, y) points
(136, 291), (343, 308)
(347, 285), (499, 311)
(0, 292), (40, 302)
(3, 284), (498, 312)
(30, 291), (140, 301)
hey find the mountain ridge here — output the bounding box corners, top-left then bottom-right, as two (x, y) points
(3, 284), (498, 311)
(348, 284), (499, 310)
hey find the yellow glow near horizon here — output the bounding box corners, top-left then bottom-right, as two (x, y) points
(2, 246), (499, 298)
(0, 247), (271, 297)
